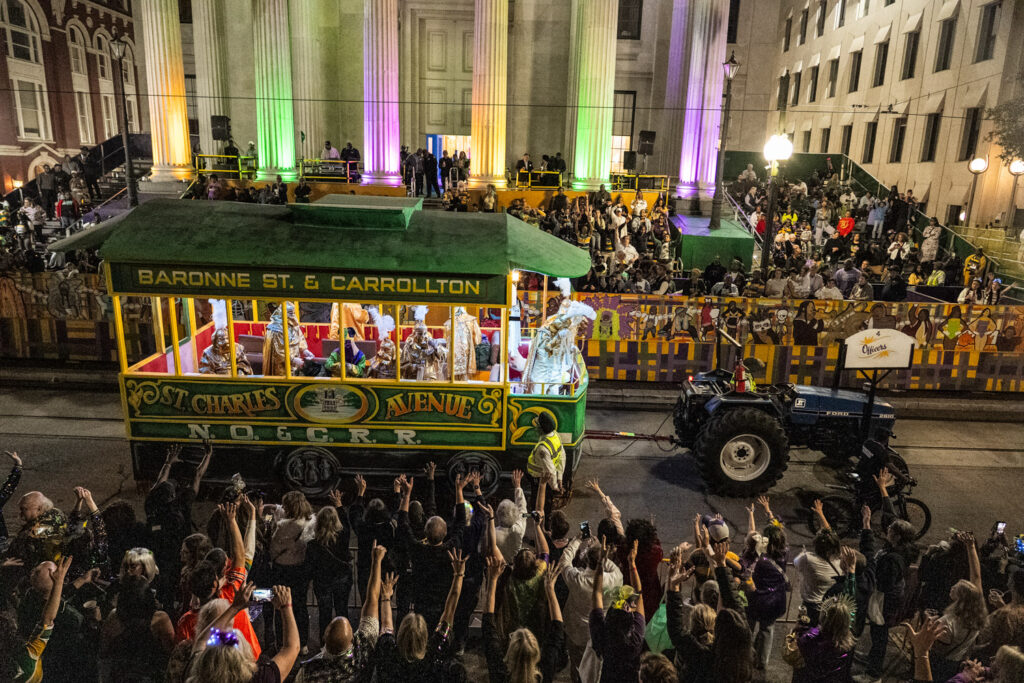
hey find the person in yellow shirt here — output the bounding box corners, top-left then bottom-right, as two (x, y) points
(329, 303), (370, 340)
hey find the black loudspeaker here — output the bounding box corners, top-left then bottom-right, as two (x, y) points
(211, 115), (231, 141)
(623, 150), (638, 171)
(637, 130), (656, 156)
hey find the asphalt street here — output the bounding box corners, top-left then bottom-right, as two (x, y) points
(3, 387), (1024, 681)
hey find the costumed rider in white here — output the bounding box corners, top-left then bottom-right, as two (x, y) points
(520, 299), (595, 395)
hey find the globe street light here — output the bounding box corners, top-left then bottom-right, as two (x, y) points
(109, 30), (138, 208)
(760, 134), (794, 282)
(709, 51), (741, 231)
(1007, 159), (1024, 232)
(964, 156), (988, 227)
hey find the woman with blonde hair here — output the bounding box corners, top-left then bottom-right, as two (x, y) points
(120, 547), (160, 582)
(304, 490), (352, 643)
(793, 594), (856, 682)
(270, 490), (315, 651)
(932, 532), (987, 680)
(483, 550), (565, 683)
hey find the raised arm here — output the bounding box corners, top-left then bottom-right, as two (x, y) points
(361, 541), (386, 622)
(154, 445), (180, 487)
(958, 531), (983, 593)
(398, 474), (413, 514)
(240, 495), (257, 569)
(201, 582), (254, 644)
(439, 549), (466, 627)
(531, 510), (549, 557)
(219, 501), (245, 571)
(812, 499), (830, 531)
(757, 495), (776, 525)
(535, 475), (547, 520)
(270, 585), (300, 678)
(41, 556), (73, 627)
(478, 501), (499, 559)
(586, 478), (624, 536)
(746, 502), (757, 536)
(379, 572), (398, 633)
(0, 451), (23, 508)
(423, 462), (437, 518)
(873, 467), (898, 528)
(192, 441), (213, 495)
(627, 539), (644, 618)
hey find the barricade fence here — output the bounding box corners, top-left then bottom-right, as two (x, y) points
(3, 272), (1024, 391)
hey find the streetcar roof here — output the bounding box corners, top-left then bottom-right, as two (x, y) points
(51, 196), (591, 279)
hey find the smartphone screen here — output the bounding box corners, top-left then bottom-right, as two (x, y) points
(997, 522), (1007, 535)
(252, 589), (274, 602)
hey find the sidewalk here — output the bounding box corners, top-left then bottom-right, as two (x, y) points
(3, 361), (1022, 421)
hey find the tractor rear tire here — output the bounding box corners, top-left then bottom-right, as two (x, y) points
(694, 407), (789, 496)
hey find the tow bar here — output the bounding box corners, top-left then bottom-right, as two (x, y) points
(586, 430), (678, 444)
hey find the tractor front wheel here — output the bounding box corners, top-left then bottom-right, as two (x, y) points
(694, 407), (789, 496)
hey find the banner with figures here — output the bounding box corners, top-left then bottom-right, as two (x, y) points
(520, 291), (1024, 392)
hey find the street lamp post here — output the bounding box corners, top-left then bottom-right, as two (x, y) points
(759, 134), (794, 283)
(109, 30), (138, 208)
(709, 52), (740, 231)
(964, 156), (988, 228)
(1007, 159), (1024, 233)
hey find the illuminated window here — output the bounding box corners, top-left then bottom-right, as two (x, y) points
(610, 90), (635, 172)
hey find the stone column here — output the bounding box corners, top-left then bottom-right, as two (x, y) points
(253, 0), (297, 180)
(191, 0), (226, 158)
(571, 0), (617, 190)
(676, 0), (729, 202)
(138, 0), (191, 181)
(468, 0), (509, 189)
(363, 0), (401, 184)
(290, 0), (326, 162)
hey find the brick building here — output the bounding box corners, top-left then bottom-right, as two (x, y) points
(0, 0), (139, 192)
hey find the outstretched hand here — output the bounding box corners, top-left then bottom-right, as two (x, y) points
(874, 467), (894, 493)
(327, 489), (343, 508)
(448, 548), (467, 576)
(903, 614), (948, 656)
(355, 474), (367, 497)
(511, 469), (523, 490)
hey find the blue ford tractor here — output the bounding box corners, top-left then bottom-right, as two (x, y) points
(673, 362), (896, 497)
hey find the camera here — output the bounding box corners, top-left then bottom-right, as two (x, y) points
(580, 521), (591, 539)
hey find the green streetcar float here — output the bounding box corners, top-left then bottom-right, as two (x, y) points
(54, 196), (592, 496)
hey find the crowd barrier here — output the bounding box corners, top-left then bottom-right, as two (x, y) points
(521, 290), (1024, 392)
(3, 272), (1024, 392)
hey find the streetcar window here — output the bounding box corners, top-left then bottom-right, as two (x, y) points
(398, 304), (450, 382)
(124, 296), (203, 375)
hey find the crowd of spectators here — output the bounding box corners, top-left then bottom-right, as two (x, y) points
(728, 162), (1014, 304)
(3, 445), (1024, 682)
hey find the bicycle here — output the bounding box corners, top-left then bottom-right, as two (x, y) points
(807, 454), (932, 541)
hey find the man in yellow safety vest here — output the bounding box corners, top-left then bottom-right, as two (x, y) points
(527, 412), (565, 491)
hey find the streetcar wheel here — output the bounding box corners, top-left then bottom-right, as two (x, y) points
(694, 408), (789, 496)
(445, 451), (502, 497)
(282, 447), (342, 496)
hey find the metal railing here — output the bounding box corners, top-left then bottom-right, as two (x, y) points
(724, 185), (764, 255)
(298, 158), (361, 182)
(610, 173), (670, 192)
(514, 170), (563, 189)
(192, 154), (258, 178)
